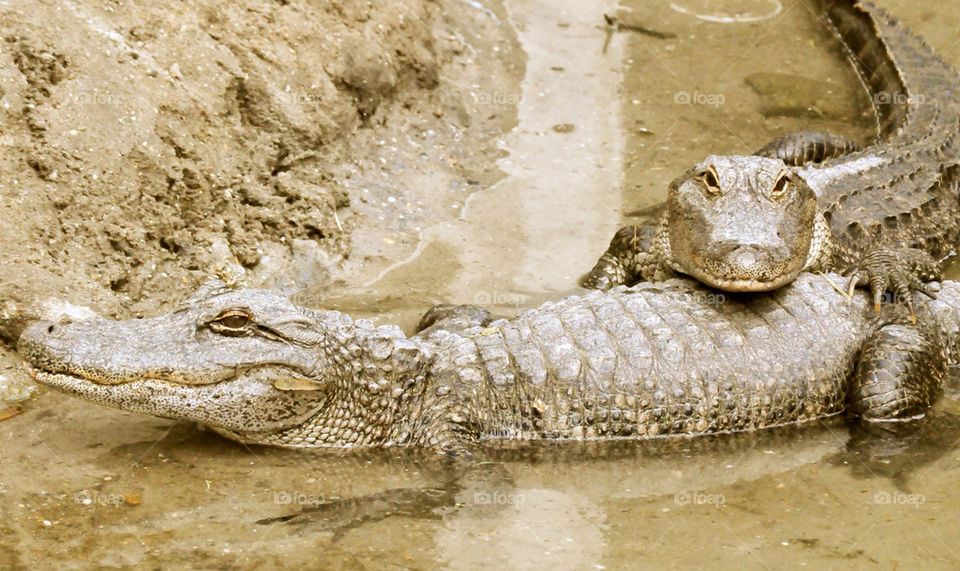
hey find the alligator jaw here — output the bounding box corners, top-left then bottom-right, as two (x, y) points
(24, 363), (332, 440)
(25, 365), (194, 418)
(682, 267), (803, 293)
(25, 365), (389, 449)
(674, 243), (807, 293)
(29, 366), (133, 388)
(26, 367), (178, 423)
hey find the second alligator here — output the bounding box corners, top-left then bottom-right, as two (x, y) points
(584, 0), (960, 306)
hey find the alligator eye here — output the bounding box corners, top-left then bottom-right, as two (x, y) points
(771, 172), (791, 198)
(701, 165), (722, 195)
(210, 309), (253, 335)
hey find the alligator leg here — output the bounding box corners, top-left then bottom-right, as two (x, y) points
(849, 321), (946, 421)
(581, 221), (663, 290)
(415, 304), (496, 337)
(754, 131), (862, 166)
(843, 247), (942, 318)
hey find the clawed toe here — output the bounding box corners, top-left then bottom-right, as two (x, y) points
(843, 247), (942, 319)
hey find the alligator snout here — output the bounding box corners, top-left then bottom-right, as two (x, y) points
(18, 320), (71, 373)
(673, 239), (803, 292)
(17, 303), (327, 389)
(711, 241), (796, 277)
(17, 316), (211, 386)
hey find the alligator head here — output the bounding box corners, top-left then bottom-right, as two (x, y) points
(18, 280), (430, 448)
(663, 154), (825, 292)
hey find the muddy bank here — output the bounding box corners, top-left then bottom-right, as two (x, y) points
(0, 0), (523, 403)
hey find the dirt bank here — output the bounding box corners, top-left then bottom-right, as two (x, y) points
(0, 0), (523, 404)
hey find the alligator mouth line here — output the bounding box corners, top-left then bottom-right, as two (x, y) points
(24, 361), (239, 388)
(26, 366), (157, 388)
(685, 268), (801, 292)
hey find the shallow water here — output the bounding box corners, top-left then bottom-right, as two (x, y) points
(7, 0), (960, 568)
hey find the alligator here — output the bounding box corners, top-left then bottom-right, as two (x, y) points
(17, 275), (960, 453)
(583, 0), (960, 307)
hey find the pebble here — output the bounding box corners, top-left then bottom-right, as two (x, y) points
(0, 374), (36, 404)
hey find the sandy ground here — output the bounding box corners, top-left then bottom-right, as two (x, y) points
(0, 0), (523, 405)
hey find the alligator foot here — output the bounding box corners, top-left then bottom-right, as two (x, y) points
(849, 322), (946, 421)
(581, 251), (629, 291)
(581, 223), (660, 290)
(754, 131), (862, 166)
(843, 247), (942, 319)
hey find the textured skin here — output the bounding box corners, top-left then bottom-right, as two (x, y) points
(17, 276), (960, 452)
(583, 0), (960, 293)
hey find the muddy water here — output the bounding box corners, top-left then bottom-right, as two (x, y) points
(365, 0), (625, 314)
(7, 0), (960, 568)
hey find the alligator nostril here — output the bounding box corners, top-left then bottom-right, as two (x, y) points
(726, 244), (763, 268)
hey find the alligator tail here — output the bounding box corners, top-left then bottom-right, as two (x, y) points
(819, 0), (960, 142)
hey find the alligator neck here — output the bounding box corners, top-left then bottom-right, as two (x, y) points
(243, 318), (442, 448)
